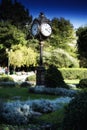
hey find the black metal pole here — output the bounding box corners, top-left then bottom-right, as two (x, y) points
(36, 41), (45, 86)
(39, 41), (43, 66)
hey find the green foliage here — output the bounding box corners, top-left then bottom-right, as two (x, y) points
(0, 0), (32, 42)
(38, 108), (64, 129)
(77, 78), (87, 89)
(9, 45), (37, 68)
(0, 75), (14, 82)
(0, 21), (27, 47)
(59, 68), (87, 80)
(20, 82), (32, 88)
(26, 75), (36, 82)
(44, 17), (78, 68)
(0, 88), (58, 100)
(0, 75), (15, 88)
(21, 46), (37, 66)
(64, 79), (79, 84)
(45, 64), (67, 88)
(47, 48), (79, 68)
(62, 91), (87, 130)
(0, 22), (28, 66)
(76, 26), (87, 56)
(79, 57), (87, 68)
(76, 26), (87, 67)
(0, 125), (40, 130)
(0, 99), (5, 124)
(0, 6), (78, 68)
(0, 0), (32, 28)
(51, 17), (76, 47)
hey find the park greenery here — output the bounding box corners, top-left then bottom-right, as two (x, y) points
(0, 0), (86, 70)
(1, 0), (87, 130)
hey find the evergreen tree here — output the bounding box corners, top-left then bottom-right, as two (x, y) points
(76, 26), (87, 67)
(0, 0), (32, 28)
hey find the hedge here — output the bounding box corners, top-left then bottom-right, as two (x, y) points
(59, 68), (87, 80)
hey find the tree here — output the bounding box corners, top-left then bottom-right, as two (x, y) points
(51, 17), (76, 50)
(0, 0), (32, 28)
(0, 0), (13, 20)
(43, 17), (78, 68)
(9, 45), (37, 68)
(76, 26), (87, 67)
(12, 0), (32, 28)
(0, 21), (27, 66)
(43, 48), (79, 68)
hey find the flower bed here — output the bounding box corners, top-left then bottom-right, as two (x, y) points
(0, 96), (72, 125)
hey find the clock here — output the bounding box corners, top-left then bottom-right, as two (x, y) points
(40, 23), (52, 37)
(31, 22), (39, 36)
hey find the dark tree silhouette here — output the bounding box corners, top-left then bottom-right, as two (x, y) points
(0, 0), (32, 28)
(76, 26), (87, 67)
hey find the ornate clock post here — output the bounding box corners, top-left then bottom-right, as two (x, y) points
(31, 12), (52, 86)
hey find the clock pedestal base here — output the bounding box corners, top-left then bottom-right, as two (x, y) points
(36, 66), (45, 86)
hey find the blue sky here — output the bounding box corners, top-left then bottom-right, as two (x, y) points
(1, 0), (87, 28)
(17, 0), (87, 29)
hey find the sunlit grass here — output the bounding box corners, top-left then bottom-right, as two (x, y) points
(0, 87), (58, 101)
(64, 79), (79, 84)
(0, 79), (80, 100)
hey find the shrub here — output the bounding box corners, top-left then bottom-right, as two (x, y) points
(0, 75), (14, 82)
(59, 68), (87, 80)
(0, 99), (5, 123)
(45, 65), (68, 88)
(0, 76), (15, 87)
(62, 91), (87, 130)
(25, 75), (36, 82)
(77, 78), (87, 89)
(20, 81), (32, 88)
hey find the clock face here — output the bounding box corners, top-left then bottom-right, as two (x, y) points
(31, 23), (39, 36)
(40, 23), (52, 37)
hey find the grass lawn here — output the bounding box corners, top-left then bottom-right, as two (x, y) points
(64, 79), (79, 84)
(0, 87), (58, 101)
(37, 107), (65, 130)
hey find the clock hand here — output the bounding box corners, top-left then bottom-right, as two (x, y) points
(45, 28), (51, 33)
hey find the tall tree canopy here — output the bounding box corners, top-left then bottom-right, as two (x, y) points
(0, 21), (28, 65)
(51, 17), (76, 48)
(76, 26), (87, 67)
(9, 45), (37, 68)
(43, 17), (78, 68)
(0, 0), (79, 68)
(0, 0), (32, 28)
